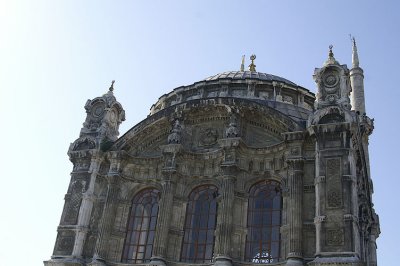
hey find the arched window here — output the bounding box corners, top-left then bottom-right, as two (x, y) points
(122, 188), (159, 263)
(245, 181), (282, 263)
(181, 185), (218, 263)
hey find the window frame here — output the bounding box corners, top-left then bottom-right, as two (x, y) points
(121, 188), (160, 264)
(245, 180), (282, 264)
(180, 185), (218, 263)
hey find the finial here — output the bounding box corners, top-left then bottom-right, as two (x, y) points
(109, 80), (115, 92)
(328, 45), (334, 58)
(324, 45), (338, 66)
(351, 35), (360, 68)
(249, 54), (256, 72)
(240, 55), (245, 71)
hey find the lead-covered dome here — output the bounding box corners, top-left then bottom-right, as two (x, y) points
(149, 70), (315, 123)
(203, 70), (298, 86)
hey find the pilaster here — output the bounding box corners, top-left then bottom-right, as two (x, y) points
(214, 137), (240, 266)
(214, 175), (235, 266)
(150, 171), (176, 265)
(71, 153), (102, 258)
(150, 143), (181, 265)
(282, 131), (305, 265)
(285, 158), (304, 266)
(89, 153), (122, 265)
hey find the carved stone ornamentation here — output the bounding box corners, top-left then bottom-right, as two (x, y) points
(326, 228), (344, 246)
(199, 128), (218, 146)
(225, 114), (239, 138)
(167, 120), (182, 144)
(326, 158), (342, 208)
(327, 189), (342, 208)
(46, 48), (379, 266)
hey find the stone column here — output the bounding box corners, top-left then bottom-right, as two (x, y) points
(150, 143), (181, 265)
(313, 147), (326, 257)
(150, 169), (176, 266)
(285, 159), (304, 266)
(89, 174), (120, 265)
(214, 174), (235, 266)
(72, 153), (102, 258)
(215, 135), (240, 266)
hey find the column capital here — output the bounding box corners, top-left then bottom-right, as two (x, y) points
(314, 215), (326, 224)
(282, 131), (306, 142)
(286, 158), (304, 170)
(220, 163), (239, 178)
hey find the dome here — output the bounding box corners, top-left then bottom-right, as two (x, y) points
(203, 70), (298, 86)
(149, 70), (314, 117)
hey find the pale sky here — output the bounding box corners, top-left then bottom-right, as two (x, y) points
(0, 1), (399, 265)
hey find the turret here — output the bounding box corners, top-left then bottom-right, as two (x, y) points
(350, 38), (366, 115)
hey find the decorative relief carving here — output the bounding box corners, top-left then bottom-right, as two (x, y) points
(83, 234), (96, 257)
(225, 113), (240, 138)
(290, 147), (300, 156)
(283, 95), (293, 103)
(63, 179), (86, 225)
(314, 215), (326, 224)
(73, 161), (90, 172)
(168, 119), (182, 144)
(72, 136), (97, 151)
(54, 231), (75, 255)
(343, 214), (357, 222)
(303, 185), (315, 193)
(326, 228), (344, 246)
(199, 128), (218, 146)
(58, 236), (74, 253)
(323, 73), (339, 90)
(326, 158), (342, 208)
(327, 189), (341, 208)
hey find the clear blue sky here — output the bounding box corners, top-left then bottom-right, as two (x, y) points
(1, 0), (399, 265)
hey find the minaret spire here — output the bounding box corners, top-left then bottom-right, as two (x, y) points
(352, 37), (360, 68)
(350, 37), (366, 115)
(240, 55), (245, 71)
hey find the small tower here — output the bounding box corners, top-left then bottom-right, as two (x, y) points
(350, 38), (366, 115)
(80, 81), (126, 149)
(308, 46), (379, 266)
(45, 82), (125, 265)
(308, 46), (361, 265)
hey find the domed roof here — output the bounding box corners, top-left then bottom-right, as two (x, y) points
(203, 71), (298, 86)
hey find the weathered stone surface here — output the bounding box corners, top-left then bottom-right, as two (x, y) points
(45, 49), (379, 266)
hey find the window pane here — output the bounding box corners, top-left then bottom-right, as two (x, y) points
(181, 185), (217, 263)
(122, 188), (160, 263)
(245, 181), (281, 264)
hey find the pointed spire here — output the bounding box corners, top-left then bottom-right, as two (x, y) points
(352, 37), (360, 68)
(240, 55), (245, 71)
(249, 54), (256, 72)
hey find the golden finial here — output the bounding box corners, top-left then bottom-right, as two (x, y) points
(249, 54), (256, 72)
(240, 55), (245, 71)
(109, 80), (115, 92)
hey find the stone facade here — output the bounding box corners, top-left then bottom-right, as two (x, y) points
(45, 43), (379, 266)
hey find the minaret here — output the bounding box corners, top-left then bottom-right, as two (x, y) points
(240, 55), (245, 71)
(350, 38), (366, 115)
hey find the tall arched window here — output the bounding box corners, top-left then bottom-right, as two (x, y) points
(122, 188), (159, 263)
(181, 185), (218, 263)
(245, 180), (282, 263)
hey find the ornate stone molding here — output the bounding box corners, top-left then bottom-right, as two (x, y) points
(314, 216), (326, 224)
(314, 176), (326, 185)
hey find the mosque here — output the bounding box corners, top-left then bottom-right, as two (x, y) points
(44, 40), (379, 266)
